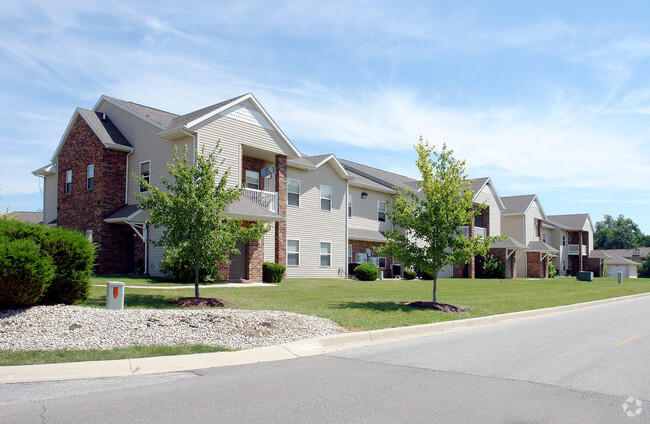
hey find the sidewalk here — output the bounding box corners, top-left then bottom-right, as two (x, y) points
(92, 282), (276, 289)
(2, 291), (649, 384)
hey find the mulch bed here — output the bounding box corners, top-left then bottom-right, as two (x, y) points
(170, 297), (233, 308)
(407, 301), (465, 314)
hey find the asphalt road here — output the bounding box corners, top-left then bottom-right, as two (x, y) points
(1, 296), (649, 423)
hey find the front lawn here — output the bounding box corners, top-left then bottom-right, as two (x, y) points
(83, 276), (650, 330)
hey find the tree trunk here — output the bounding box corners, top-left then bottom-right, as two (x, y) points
(432, 275), (438, 303)
(194, 261), (200, 298)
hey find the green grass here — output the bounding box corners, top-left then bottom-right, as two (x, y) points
(84, 275), (650, 330)
(92, 275), (225, 287)
(0, 344), (232, 366)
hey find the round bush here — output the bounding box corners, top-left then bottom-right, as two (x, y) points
(263, 262), (285, 283)
(0, 238), (55, 309)
(158, 246), (215, 283)
(354, 262), (378, 281)
(420, 270), (435, 280)
(482, 255), (506, 279)
(403, 270), (417, 280)
(548, 262), (558, 278)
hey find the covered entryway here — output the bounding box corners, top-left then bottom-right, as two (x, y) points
(229, 241), (248, 280)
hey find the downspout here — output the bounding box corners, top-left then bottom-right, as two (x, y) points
(36, 174), (45, 224)
(180, 127), (197, 165)
(345, 181), (349, 278)
(125, 151), (134, 204)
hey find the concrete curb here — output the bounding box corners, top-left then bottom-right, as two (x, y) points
(2, 291), (649, 384)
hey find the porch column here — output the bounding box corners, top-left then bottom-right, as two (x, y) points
(579, 231), (583, 271)
(469, 221), (475, 278)
(274, 155), (287, 270)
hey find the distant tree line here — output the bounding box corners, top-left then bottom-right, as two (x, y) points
(594, 214), (650, 250)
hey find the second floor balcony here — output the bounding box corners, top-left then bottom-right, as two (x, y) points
(568, 244), (587, 256)
(242, 187), (278, 213)
(460, 225), (487, 238)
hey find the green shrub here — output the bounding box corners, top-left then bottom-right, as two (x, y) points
(420, 270), (435, 280)
(0, 238), (55, 309)
(0, 219), (95, 305)
(403, 270), (417, 280)
(603, 264), (610, 277)
(482, 255), (506, 279)
(39, 228), (95, 305)
(263, 262), (285, 283)
(548, 262), (558, 278)
(354, 262), (378, 281)
(638, 256), (650, 278)
(158, 246), (215, 283)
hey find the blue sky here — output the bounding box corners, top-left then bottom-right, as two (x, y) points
(2, 1), (650, 231)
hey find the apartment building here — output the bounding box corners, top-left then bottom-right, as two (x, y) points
(33, 93), (599, 280)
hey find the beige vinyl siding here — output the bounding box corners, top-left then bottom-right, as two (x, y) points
(286, 164), (346, 278)
(95, 101), (194, 205)
(43, 173), (57, 225)
(502, 215), (523, 244)
(195, 103), (297, 189)
(348, 186), (393, 233)
(525, 201), (544, 242)
(474, 184), (501, 237)
(581, 220), (594, 252)
(264, 223), (276, 263)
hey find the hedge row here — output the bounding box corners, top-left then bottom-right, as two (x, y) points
(0, 219), (95, 309)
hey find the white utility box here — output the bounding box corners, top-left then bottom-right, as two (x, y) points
(106, 281), (125, 310)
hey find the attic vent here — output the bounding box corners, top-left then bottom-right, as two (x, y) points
(633, 249), (640, 257)
(101, 113), (107, 121)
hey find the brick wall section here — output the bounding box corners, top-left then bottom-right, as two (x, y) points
(526, 252), (548, 278)
(349, 240), (393, 277)
(274, 155), (287, 271)
(245, 221), (265, 282)
(584, 257), (603, 277)
(57, 114), (143, 274)
(241, 156), (266, 191)
(488, 248), (518, 279)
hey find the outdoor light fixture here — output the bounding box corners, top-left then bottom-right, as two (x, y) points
(361, 192), (368, 199)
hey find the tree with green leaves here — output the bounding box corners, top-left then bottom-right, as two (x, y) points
(135, 145), (268, 298)
(378, 139), (499, 303)
(594, 214), (648, 250)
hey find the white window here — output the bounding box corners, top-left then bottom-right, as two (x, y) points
(562, 259), (566, 272)
(348, 244), (352, 264)
(87, 165), (94, 190)
(65, 170), (72, 194)
(320, 242), (331, 267)
(288, 178), (300, 207)
(378, 257), (386, 268)
(348, 193), (352, 217)
(140, 161), (150, 192)
(562, 235), (567, 246)
(287, 240), (300, 266)
(85, 230), (93, 243)
(378, 201), (386, 222)
(320, 185), (332, 211)
(246, 170), (259, 190)
(542, 231), (547, 243)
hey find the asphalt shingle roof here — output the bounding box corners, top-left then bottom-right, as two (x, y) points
(501, 194), (536, 215)
(103, 96), (179, 128)
(167, 94), (248, 129)
(339, 159), (420, 190)
(79, 109), (132, 148)
(546, 214), (590, 231)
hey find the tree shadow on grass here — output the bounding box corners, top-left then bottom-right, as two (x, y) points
(334, 301), (418, 313)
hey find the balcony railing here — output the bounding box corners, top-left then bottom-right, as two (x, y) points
(568, 244), (587, 256)
(460, 226), (487, 238)
(242, 188), (278, 213)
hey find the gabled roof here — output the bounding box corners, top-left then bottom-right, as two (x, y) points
(288, 154), (349, 179)
(501, 194), (546, 219)
(49, 108), (134, 163)
(346, 168), (396, 193)
(468, 177), (505, 211)
(96, 96), (179, 129)
(339, 159), (420, 191)
(167, 94), (247, 129)
(225, 197), (284, 222)
(547, 213), (594, 233)
(6, 211), (43, 224)
(490, 236), (527, 250)
(601, 247), (650, 260)
(604, 253), (642, 266)
(526, 240), (559, 253)
(32, 163), (57, 176)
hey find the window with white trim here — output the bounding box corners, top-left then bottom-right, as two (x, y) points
(348, 244), (352, 264)
(562, 259), (566, 272)
(320, 185), (332, 211)
(87, 165), (94, 190)
(140, 161), (150, 192)
(320, 242), (331, 267)
(348, 192), (352, 217)
(246, 170), (260, 190)
(287, 240), (300, 266)
(288, 178), (300, 206)
(65, 170), (72, 194)
(562, 235), (567, 246)
(377, 201), (386, 222)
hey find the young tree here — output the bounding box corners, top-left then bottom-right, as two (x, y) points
(135, 145), (268, 298)
(378, 139), (499, 303)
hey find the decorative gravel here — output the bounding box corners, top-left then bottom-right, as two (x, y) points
(0, 305), (344, 351)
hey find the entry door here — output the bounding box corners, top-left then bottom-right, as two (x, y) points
(229, 241), (248, 280)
